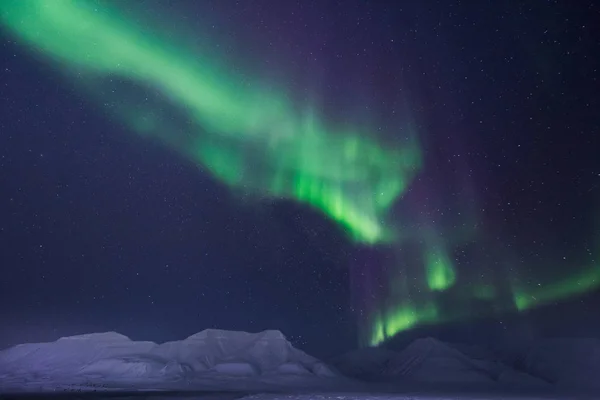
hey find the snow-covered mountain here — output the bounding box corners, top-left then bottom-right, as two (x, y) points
(1, 329), (599, 395)
(522, 338), (600, 389)
(332, 337), (546, 387)
(332, 336), (600, 391)
(0, 329), (341, 393)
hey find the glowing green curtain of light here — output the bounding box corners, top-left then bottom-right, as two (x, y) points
(0, 0), (421, 244)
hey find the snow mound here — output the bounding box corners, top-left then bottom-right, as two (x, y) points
(0, 329), (339, 391)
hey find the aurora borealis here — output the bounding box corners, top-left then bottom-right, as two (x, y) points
(0, 0), (421, 245)
(1, 0), (598, 352)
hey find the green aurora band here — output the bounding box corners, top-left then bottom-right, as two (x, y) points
(2, 0), (598, 347)
(0, 0), (421, 244)
(368, 262), (600, 346)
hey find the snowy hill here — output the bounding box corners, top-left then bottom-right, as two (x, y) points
(521, 338), (600, 390)
(0, 329), (341, 393)
(2, 330), (598, 395)
(333, 336), (600, 391)
(333, 337), (547, 388)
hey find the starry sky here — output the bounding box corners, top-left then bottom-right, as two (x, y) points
(0, 0), (599, 358)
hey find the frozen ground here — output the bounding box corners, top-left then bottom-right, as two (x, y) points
(0, 329), (598, 399)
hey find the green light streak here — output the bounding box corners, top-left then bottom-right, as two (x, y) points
(0, 0), (421, 244)
(368, 261), (600, 346)
(513, 264), (600, 311)
(425, 247), (456, 291)
(369, 302), (439, 346)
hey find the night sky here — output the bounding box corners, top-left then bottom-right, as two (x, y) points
(1, 0), (599, 358)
